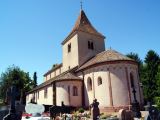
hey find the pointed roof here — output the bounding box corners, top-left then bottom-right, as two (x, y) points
(62, 10), (105, 45)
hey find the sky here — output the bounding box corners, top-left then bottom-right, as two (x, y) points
(0, 0), (160, 85)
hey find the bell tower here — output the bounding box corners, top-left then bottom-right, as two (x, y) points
(62, 10), (105, 72)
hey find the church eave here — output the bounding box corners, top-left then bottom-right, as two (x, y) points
(61, 31), (78, 45)
(77, 60), (137, 72)
(43, 63), (62, 76)
(27, 66), (80, 94)
(61, 30), (105, 45)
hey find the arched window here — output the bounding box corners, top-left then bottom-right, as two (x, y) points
(87, 77), (92, 91)
(97, 77), (102, 86)
(130, 73), (135, 88)
(88, 41), (94, 50)
(68, 43), (71, 53)
(44, 87), (48, 98)
(73, 86), (78, 96)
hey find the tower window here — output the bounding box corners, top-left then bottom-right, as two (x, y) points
(68, 43), (71, 53)
(88, 41), (94, 50)
(88, 41), (91, 49)
(91, 42), (94, 50)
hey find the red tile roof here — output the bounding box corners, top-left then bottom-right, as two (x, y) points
(77, 49), (135, 71)
(27, 67), (82, 94)
(62, 10), (105, 45)
(54, 72), (82, 81)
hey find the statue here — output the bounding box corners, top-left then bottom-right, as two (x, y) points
(90, 98), (100, 120)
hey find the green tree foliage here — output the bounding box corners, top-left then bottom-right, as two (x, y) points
(33, 72), (37, 88)
(126, 52), (143, 76)
(142, 50), (159, 103)
(126, 52), (142, 68)
(155, 65), (160, 109)
(156, 65), (160, 96)
(127, 50), (160, 104)
(0, 65), (34, 104)
(154, 97), (160, 110)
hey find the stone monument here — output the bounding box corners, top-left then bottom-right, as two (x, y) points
(131, 81), (141, 118)
(118, 109), (134, 120)
(25, 103), (45, 117)
(3, 85), (21, 120)
(90, 98), (100, 120)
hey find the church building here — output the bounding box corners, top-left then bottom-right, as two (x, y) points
(26, 9), (143, 112)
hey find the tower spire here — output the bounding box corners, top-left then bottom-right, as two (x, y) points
(80, 0), (83, 10)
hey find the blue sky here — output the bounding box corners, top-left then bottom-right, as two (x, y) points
(0, 0), (160, 84)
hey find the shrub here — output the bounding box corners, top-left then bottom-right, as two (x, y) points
(100, 114), (110, 119)
(78, 107), (84, 113)
(154, 97), (160, 110)
(0, 100), (5, 106)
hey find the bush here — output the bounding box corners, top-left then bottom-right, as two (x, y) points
(78, 107), (84, 113)
(100, 114), (111, 119)
(154, 97), (160, 110)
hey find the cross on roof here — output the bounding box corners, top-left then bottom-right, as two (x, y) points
(80, 0), (83, 10)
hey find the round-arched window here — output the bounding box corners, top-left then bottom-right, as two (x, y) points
(130, 73), (135, 88)
(73, 86), (78, 96)
(87, 77), (92, 91)
(97, 77), (102, 86)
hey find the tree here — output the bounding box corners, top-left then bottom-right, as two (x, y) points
(126, 52), (142, 68)
(154, 64), (160, 109)
(0, 65), (33, 104)
(142, 50), (159, 103)
(156, 65), (160, 96)
(33, 72), (37, 87)
(126, 52), (143, 76)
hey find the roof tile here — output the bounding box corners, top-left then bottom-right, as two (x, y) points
(77, 49), (135, 71)
(62, 10), (105, 45)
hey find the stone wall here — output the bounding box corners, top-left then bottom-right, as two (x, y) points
(62, 34), (79, 72)
(78, 31), (105, 66)
(26, 84), (53, 105)
(56, 80), (82, 107)
(77, 61), (143, 110)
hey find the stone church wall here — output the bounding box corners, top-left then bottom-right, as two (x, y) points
(56, 80), (82, 107)
(79, 62), (142, 109)
(37, 85), (53, 105)
(62, 34), (79, 72)
(78, 31), (105, 66)
(26, 85), (53, 105)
